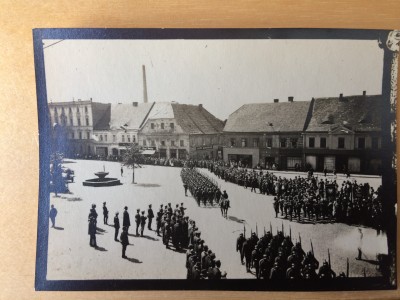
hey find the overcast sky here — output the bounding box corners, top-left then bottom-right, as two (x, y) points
(43, 38), (384, 120)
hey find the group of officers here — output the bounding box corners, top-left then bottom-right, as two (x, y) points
(87, 200), (228, 280)
(87, 202), (155, 258)
(236, 230), (340, 280)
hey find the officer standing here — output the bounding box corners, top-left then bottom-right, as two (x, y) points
(122, 206), (130, 233)
(147, 204), (154, 230)
(103, 202), (109, 225)
(236, 233), (246, 264)
(120, 226), (129, 258)
(184, 183), (188, 196)
(49, 204), (58, 228)
(88, 216), (97, 247)
(140, 211), (147, 237)
(135, 209), (141, 236)
(114, 212), (120, 241)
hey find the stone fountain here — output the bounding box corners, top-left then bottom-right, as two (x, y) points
(82, 165), (121, 187)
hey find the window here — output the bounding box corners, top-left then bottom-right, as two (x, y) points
(358, 137), (365, 149)
(122, 135), (125, 142)
(291, 138), (298, 148)
(77, 118), (81, 126)
(372, 137), (379, 149)
(133, 136), (136, 143)
(113, 135), (116, 142)
(180, 140), (184, 147)
(79, 132), (82, 139)
(127, 135), (131, 142)
(320, 137), (326, 148)
(161, 123), (164, 129)
(170, 123), (174, 130)
(69, 117), (73, 126)
(86, 117), (89, 126)
(69, 107), (72, 113)
(338, 137), (345, 149)
(87, 132), (90, 139)
(240, 138), (247, 147)
(143, 140), (147, 146)
(151, 123), (155, 129)
(309, 137), (315, 148)
(77, 107), (79, 113)
(266, 138), (272, 148)
(100, 135), (103, 141)
(230, 138), (236, 147)
(85, 106), (88, 113)
(171, 140), (175, 147)
(70, 132), (74, 139)
(151, 140), (155, 146)
(104, 135), (107, 142)
(161, 140), (165, 146)
(280, 138), (287, 148)
(253, 138), (259, 147)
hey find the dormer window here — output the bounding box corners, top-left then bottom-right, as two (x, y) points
(321, 114), (334, 124)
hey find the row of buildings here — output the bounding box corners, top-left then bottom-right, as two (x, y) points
(49, 92), (382, 174)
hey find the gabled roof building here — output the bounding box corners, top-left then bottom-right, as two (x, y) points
(303, 93), (382, 174)
(222, 97), (312, 169)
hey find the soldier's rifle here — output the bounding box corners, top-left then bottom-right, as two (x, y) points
(328, 248), (331, 268)
(310, 239), (314, 256)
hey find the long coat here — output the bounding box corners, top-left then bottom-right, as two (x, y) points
(123, 211), (131, 227)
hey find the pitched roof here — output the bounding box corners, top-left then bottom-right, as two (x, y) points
(224, 101), (311, 133)
(305, 95), (382, 132)
(172, 103), (225, 134)
(147, 102), (174, 119)
(109, 102), (154, 130)
(92, 102), (111, 130)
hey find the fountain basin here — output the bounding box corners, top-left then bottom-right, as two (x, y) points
(94, 171), (109, 179)
(83, 177), (121, 187)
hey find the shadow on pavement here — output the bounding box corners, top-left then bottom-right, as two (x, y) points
(53, 226), (64, 230)
(135, 183), (161, 188)
(227, 216), (246, 224)
(126, 257), (142, 263)
(96, 227), (106, 232)
(94, 246), (107, 252)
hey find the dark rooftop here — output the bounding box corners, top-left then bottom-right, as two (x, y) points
(224, 101), (312, 133)
(305, 94), (382, 132)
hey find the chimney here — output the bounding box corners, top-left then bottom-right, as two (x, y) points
(288, 96), (294, 102)
(90, 97), (92, 102)
(142, 65), (148, 103)
(199, 104), (203, 109)
(132, 102), (138, 107)
(273, 99), (279, 103)
(339, 93), (343, 101)
(363, 90), (366, 96)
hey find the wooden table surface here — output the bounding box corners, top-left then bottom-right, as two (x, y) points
(0, 1), (399, 299)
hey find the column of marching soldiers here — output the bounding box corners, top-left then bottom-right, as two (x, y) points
(87, 200), (228, 279)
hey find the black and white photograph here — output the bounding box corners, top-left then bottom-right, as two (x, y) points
(33, 28), (398, 291)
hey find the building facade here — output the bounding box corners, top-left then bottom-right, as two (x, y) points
(222, 98), (311, 169)
(48, 99), (110, 157)
(303, 93), (382, 174)
(138, 102), (224, 159)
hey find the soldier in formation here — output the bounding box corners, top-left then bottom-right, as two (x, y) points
(181, 168), (222, 207)
(236, 230), (337, 280)
(207, 163), (383, 228)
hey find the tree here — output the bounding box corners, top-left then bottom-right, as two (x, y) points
(50, 151), (66, 196)
(122, 143), (143, 184)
